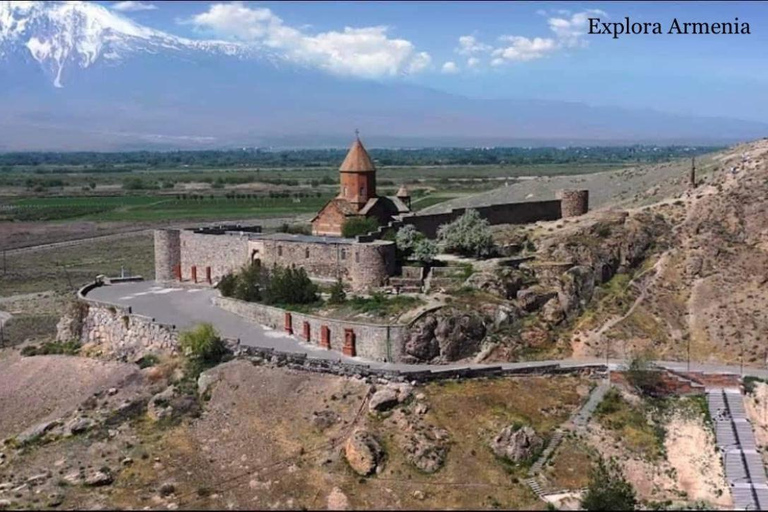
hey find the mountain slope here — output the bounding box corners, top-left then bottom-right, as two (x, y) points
(0, 1), (766, 150)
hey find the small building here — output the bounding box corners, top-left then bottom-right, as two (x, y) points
(312, 136), (411, 236)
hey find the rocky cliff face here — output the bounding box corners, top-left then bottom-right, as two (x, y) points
(401, 208), (670, 364)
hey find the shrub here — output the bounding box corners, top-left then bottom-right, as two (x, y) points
(581, 458), (637, 511)
(178, 323), (226, 364)
(342, 216), (379, 238)
(625, 351), (662, 397)
(412, 238), (438, 264)
(328, 278), (347, 305)
(437, 209), (495, 258)
(217, 272), (238, 298)
(233, 263), (269, 302)
(263, 265), (319, 306)
(395, 225), (421, 254)
(20, 340), (80, 357)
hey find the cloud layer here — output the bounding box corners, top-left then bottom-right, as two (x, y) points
(185, 2), (431, 78)
(111, 1), (157, 12)
(456, 9), (606, 69)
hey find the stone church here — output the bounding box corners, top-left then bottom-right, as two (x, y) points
(311, 136), (412, 236)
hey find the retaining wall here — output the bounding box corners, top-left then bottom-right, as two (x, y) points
(214, 295), (407, 363)
(71, 282), (180, 361)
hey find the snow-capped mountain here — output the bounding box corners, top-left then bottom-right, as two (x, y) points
(0, 1), (766, 150)
(0, 0), (267, 87)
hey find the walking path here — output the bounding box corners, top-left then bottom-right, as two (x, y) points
(525, 382), (611, 499)
(85, 281), (768, 379)
(708, 388), (768, 510)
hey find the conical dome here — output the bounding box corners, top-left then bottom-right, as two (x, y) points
(339, 137), (376, 173)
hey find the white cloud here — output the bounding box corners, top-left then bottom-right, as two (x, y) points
(492, 36), (557, 62)
(441, 61), (459, 74)
(467, 57), (480, 68)
(488, 9), (605, 66)
(112, 1), (157, 12)
(456, 35), (491, 56)
(547, 9), (607, 47)
(184, 2), (431, 78)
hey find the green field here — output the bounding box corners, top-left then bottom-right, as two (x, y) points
(1, 194), (334, 222)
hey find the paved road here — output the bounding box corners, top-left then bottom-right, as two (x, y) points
(86, 281), (768, 378)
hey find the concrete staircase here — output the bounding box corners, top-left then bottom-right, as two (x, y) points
(707, 387), (768, 510)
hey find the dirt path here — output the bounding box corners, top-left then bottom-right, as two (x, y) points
(572, 253), (669, 358)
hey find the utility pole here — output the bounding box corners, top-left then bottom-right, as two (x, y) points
(687, 335), (691, 373)
(2, 249), (6, 275)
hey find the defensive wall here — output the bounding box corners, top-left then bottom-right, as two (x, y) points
(213, 295), (406, 362)
(70, 280), (609, 381)
(155, 228), (396, 291)
(357, 191), (588, 241)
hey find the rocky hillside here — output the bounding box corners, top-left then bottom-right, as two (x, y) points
(406, 138), (768, 367)
(600, 138), (768, 365)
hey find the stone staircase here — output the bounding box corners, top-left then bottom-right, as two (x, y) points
(524, 381), (611, 501)
(424, 266), (466, 292)
(707, 387), (768, 510)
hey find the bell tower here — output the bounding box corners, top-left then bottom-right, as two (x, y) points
(338, 131), (377, 210)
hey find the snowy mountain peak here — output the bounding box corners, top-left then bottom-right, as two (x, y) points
(0, 0), (253, 87)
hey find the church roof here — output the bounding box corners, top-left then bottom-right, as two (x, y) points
(339, 137), (376, 173)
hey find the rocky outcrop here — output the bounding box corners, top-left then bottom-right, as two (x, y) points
(402, 426), (449, 474)
(464, 269), (525, 300)
(490, 425), (544, 463)
(369, 383), (413, 413)
(403, 308), (487, 364)
(344, 430), (385, 476)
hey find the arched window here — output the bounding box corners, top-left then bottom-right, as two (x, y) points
(277, 246), (283, 257)
(359, 186), (365, 197)
(305, 248), (310, 259)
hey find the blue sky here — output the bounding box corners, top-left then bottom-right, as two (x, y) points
(104, 1), (768, 122)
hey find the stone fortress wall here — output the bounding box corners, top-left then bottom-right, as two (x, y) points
(155, 228), (396, 291)
(214, 295), (406, 362)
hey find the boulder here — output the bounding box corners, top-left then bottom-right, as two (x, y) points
(403, 309), (487, 363)
(147, 386), (176, 422)
(490, 425), (543, 463)
(403, 315), (440, 362)
(310, 411), (339, 431)
(369, 388), (399, 413)
(16, 420), (61, 445)
(84, 469), (113, 487)
(516, 287), (558, 313)
(402, 427), (449, 474)
(197, 371), (219, 397)
(541, 298), (565, 325)
(464, 269), (524, 300)
(344, 430), (384, 476)
(65, 417), (93, 436)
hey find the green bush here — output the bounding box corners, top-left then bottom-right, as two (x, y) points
(342, 216), (379, 238)
(217, 272), (238, 298)
(581, 458), (637, 511)
(396, 225), (437, 263)
(328, 278), (347, 305)
(178, 323), (226, 364)
(264, 265), (319, 306)
(20, 340), (80, 357)
(233, 263), (269, 302)
(437, 209), (495, 258)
